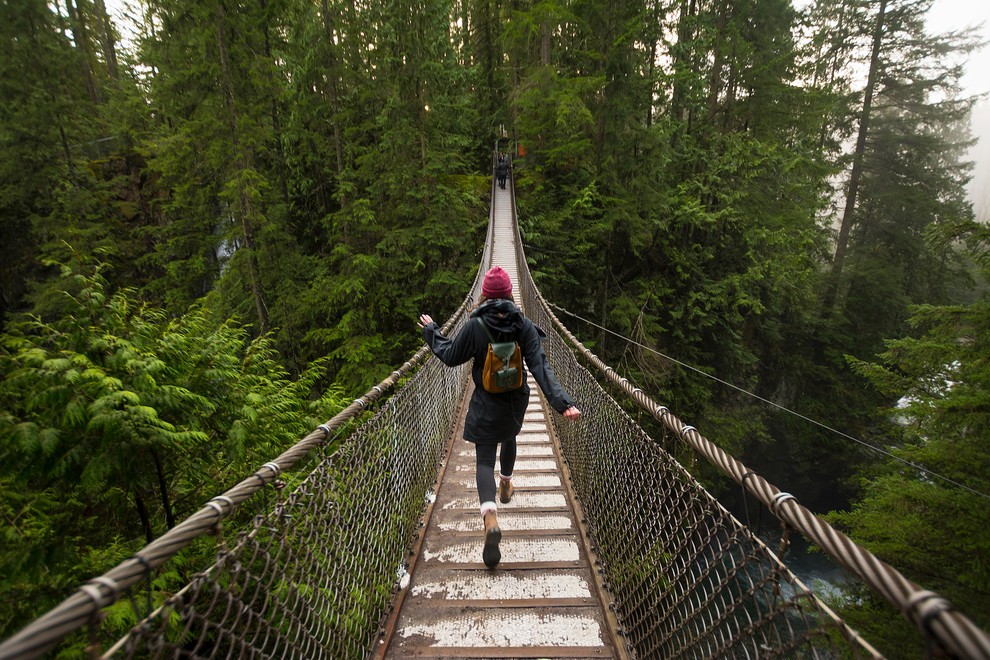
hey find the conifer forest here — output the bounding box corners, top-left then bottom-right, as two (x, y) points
(1, 0), (988, 655)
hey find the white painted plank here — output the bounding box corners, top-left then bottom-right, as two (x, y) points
(436, 513), (573, 532)
(412, 572), (591, 600)
(423, 537), (581, 564)
(397, 610), (604, 648)
(441, 492), (568, 510)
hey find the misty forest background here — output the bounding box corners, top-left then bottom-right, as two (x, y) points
(1, 0), (988, 654)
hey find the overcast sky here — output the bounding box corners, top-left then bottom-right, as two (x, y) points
(929, 0), (990, 218)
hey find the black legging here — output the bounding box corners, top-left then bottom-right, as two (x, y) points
(475, 438), (517, 504)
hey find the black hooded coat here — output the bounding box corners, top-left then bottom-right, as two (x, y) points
(421, 299), (575, 444)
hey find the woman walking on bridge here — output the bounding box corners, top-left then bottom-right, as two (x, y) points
(418, 266), (581, 568)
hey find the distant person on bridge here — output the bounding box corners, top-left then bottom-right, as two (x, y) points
(417, 266), (581, 568)
(496, 154), (508, 189)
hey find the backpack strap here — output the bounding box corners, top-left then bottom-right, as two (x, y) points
(477, 317), (517, 362)
(476, 317), (497, 343)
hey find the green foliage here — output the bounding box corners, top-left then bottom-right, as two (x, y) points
(830, 222), (990, 655)
(823, 582), (924, 658)
(0, 263), (345, 637)
(828, 223), (990, 652)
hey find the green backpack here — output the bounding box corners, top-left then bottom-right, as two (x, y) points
(476, 317), (523, 393)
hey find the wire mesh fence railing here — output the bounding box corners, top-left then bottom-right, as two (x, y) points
(111, 350), (470, 659)
(0, 153), (503, 660)
(0, 344), (472, 659)
(510, 201), (990, 658)
(516, 279), (880, 658)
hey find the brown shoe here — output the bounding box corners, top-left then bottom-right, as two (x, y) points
(482, 510), (501, 568)
(498, 476), (514, 504)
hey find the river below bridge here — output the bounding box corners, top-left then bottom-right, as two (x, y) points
(762, 532), (850, 602)
(721, 489), (852, 604)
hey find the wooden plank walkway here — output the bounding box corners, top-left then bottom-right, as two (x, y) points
(374, 176), (623, 659)
(378, 380), (619, 658)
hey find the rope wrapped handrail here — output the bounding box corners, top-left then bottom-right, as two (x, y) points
(0, 289), (476, 660)
(534, 295), (990, 659)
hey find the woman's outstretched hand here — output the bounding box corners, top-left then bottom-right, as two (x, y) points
(417, 314), (433, 329)
(563, 406), (582, 420)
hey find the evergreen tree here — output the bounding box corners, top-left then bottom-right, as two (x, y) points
(840, 2), (979, 347)
(0, 0), (105, 322)
(139, 0), (300, 330)
(467, 0), (511, 162)
(510, 0), (839, 482)
(2, 0), (171, 320)
(830, 220), (990, 655)
(815, 0), (980, 350)
(294, 0), (484, 391)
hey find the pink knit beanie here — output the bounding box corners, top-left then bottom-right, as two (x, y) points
(482, 266), (512, 299)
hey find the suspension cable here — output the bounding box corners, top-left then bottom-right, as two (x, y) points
(548, 301), (990, 503)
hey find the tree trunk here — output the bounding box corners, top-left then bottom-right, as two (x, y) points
(670, 0), (697, 137)
(510, 0), (521, 157)
(151, 448), (176, 530)
(134, 489), (154, 544)
(822, 0), (887, 314)
(724, 40), (738, 132)
(63, 0), (101, 104)
(56, 104), (75, 177)
(541, 20), (551, 66)
(707, 0), (728, 125)
(215, 3), (270, 333)
(93, 0), (119, 81)
(459, 0), (470, 64)
(646, 0), (662, 129)
(259, 0), (289, 204)
(321, 0), (346, 190)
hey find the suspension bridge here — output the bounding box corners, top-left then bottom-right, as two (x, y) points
(1, 156), (988, 659)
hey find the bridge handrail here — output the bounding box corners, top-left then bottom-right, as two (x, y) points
(526, 279), (990, 659)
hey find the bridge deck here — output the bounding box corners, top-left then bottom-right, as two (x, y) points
(375, 177), (622, 658)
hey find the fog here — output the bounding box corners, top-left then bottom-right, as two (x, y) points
(968, 101), (990, 221)
(929, 0), (990, 220)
